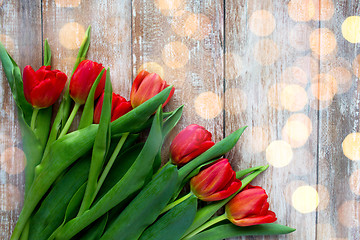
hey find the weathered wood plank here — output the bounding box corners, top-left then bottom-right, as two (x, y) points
(317, 1), (360, 239)
(225, 1), (319, 239)
(0, 1), (42, 239)
(132, 0), (224, 160)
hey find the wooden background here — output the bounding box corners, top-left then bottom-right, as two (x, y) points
(1, 0), (360, 239)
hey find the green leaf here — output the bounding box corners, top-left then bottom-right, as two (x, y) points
(43, 39), (51, 66)
(11, 87), (173, 240)
(77, 213), (108, 240)
(29, 157), (90, 240)
(162, 105), (183, 137)
(101, 164), (178, 240)
(188, 223), (295, 240)
(53, 106), (165, 240)
(78, 69), (105, 129)
(78, 69), (112, 215)
(139, 195), (197, 240)
(178, 126), (247, 181)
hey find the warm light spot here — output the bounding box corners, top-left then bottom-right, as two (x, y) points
(268, 83), (286, 110)
(289, 23), (312, 51)
(224, 88), (247, 115)
(342, 133), (360, 161)
(55, 0), (81, 7)
(188, 14), (212, 40)
(309, 28), (337, 56)
(342, 16), (360, 43)
(285, 180), (307, 204)
(312, 0), (335, 21)
(328, 67), (353, 94)
(59, 22), (86, 49)
(352, 54), (360, 78)
(288, 0), (315, 22)
(309, 97), (333, 110)
(310, 73), (338, 101)
(0, 184), (21, 211)
(295, 55), (319, 79)
(194, 92), (222, 119)
(248, 10), (276, 36)
(224, 52), (242, 80)
(0, 147), (26, 175)
(280, 84), (308, 112)
(289, 149), (314, 176)
(139, 62), (164, 79)
(249, 127), (269, 153)
(282, 114), (312, 148)
(338, 200), (360, 227)
(162, 41), (189, 69)
(317, 223), (335, 239)
(0, 34), (15, 53)
(292, 185), (319, 213)
(253, 39), (279, 66)
(281, 66), (308, 87)
(266, 140), (293, 168)
(315, 184), (330, 211)
(171, 11), (197, 37)
(349, 169), (360, 195)
(103, 17), (129, 45)
(155, 0), (183, 10)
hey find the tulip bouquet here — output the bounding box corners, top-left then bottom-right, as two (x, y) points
(0, 27), (294, 240)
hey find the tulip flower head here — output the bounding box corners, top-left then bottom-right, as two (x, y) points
(130, 70), (174, 108)
(190, 158), (242, 202)
(94, 92), (133, 124)
(23, 65), (67, 108)
(225, 185), (277, 227)
(170, 124), (214, 166)
(69, 60), (106, 104)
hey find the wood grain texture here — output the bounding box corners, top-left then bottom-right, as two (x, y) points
(0, 1), (42, 238)
(1, 0), (360, 239)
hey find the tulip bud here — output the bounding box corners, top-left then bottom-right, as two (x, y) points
(130, 70), (174, 108)
(190, 158), (242, 202)
(170, 124), (214, 166)
(225, 185), (277, 227)
(23, 65), (67, 108)
(94, 92), (133, 124)
(69, 60), (106, 104)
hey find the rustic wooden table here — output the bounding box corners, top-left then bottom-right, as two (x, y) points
(1, 0), (360, 239)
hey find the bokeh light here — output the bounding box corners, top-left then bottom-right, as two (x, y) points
(338, 200), (360, 227)
(281, 66), (308, 87)
(280, 84), (308, 112)
(309, 28), (337, 57)
(224, 52), (242, 80)
(248, 10), (276, 37)
(0, 184), (21, 211)
(0, 147), (26, 175)
(289, 23), (312, 51)
(194, 92), (222, 119)
(292, 185), (319, 213)
(310, 73), (338, 101)
(224, 88), (247, 114)
(328, 66), (353, 94)
(55, 0), (81, 7)
(312, 0), (334, 21)
(342, 16), (360, 43)
(268, 83), (286, 110)
(162, 41), (189, 69)
(0, 34), (15, 53)
(342, 133), (360, 161)
(288, 0), (315, 22)
(282, 113), (312, 148)
(59, 22), (86, 49)
(266, 140), (293, 168)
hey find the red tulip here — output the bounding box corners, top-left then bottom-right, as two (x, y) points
(23, 65), (67, 108)
(69, 60), (106, 104)
(190, 158), (242, 202)
(225, 185), (277, 226)
(170, 124), (214, 166)
(130, 70), (174, 108)
(94, 92), (133, 124)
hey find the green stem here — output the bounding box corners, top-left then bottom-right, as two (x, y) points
(19, 221), (29, 240)
(236, 165), (264, 179)
(30, 108), (39, 130)
(58, 102), (81, 138)
(94, 132), (129, 198)
(160, 192), (193, 215)
(182, 214), (227, 240)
